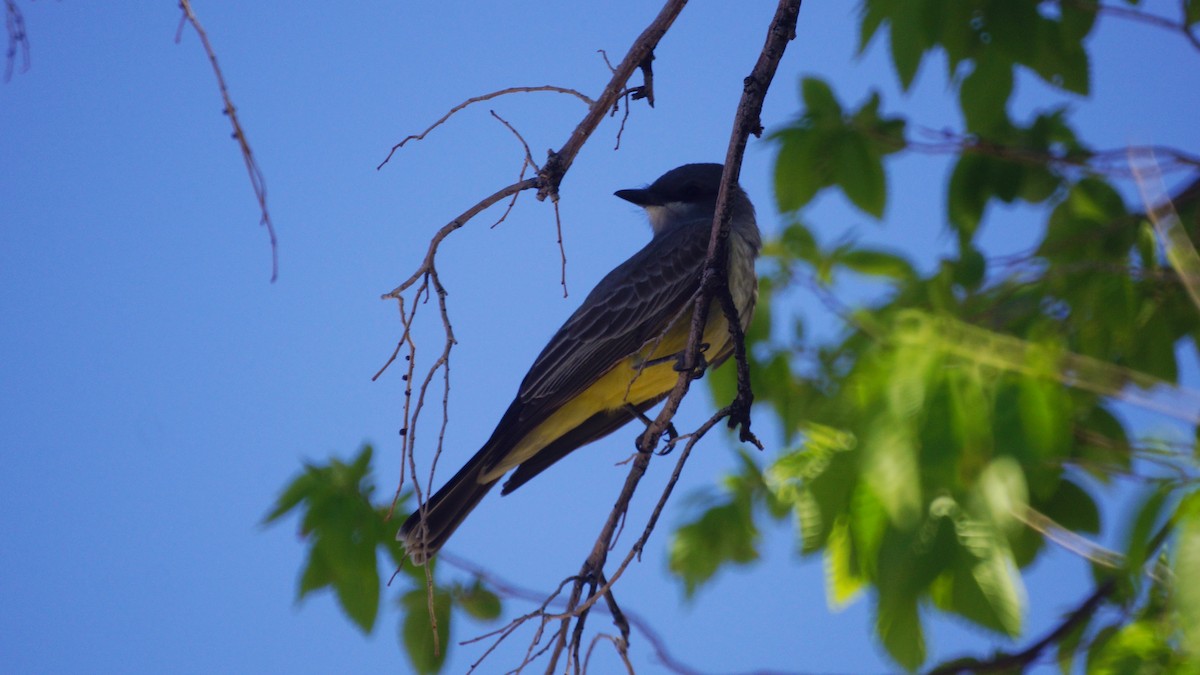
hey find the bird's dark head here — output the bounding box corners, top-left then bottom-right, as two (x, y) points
(615, 163), (754, 237)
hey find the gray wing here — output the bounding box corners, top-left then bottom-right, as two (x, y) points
(514, 219), (711, 424)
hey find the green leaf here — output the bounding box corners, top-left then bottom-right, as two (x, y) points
(456, 579), (502, 621)
(298, 547), (333, 599)
(825, 517), (865, 608)
(402, 587), (452, 675)
(834, 132), (887, 218)
(1124, 486), (1172, 579)
(975, 457), (1028, 536)
(960, 58), (1013, 133)
(953, 246), (986, 289)
(948, 154), (989, 239)
(1041, 479), (1101, 535)
(1061, 2), (1099, 40)
(264, 469), (319, 524)
(801, 77), (842, 119)
(773, 129), (825, 212)
(1039, 177), (1128, 262)
(1018, 371), (1071, 459)
(863, 419), (922, 528)
(982, 1), (1040, 62)
(858, 0), (888, 52)
(1085, 623), (1120, 674)
(779, 220), (819, 262)
(934, 0), (978, 70)
(669, 498), (759, 596)
(1175, 492), (1200, 654)
(877, 589), (926, 670)
(1128, 308), (1178, 382)
(964, 543), (1024, 636)
(333, 551), (381, 633)
(1087, 620), (1171, 673)
(1187, 0), (1200, 25)
(1031, 18), (1091, 95)
(1018, 165), (1062, 204)
(851, 91), (906, 154)
(266, 446), (385, 633)
(934, 498), (1026, 636)
(838, 248), (916, 281)
(850, 484), (888, 580)
(1136, 220), (1157, 269)
(889, 2), (928, 90)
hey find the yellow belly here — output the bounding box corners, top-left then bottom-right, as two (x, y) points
(481, 302), (734, 481)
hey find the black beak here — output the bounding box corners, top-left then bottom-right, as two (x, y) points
(614, 188), (662, 206)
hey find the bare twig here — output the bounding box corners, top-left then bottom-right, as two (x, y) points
(4, 0), (29, 81)
(545, 409), (733, 670)
(906, 127), (1200, 177)
(376, 86), (595, 170)
(534, 1), (687, 205)
(596, 49), (633, 150)
(177, 0), (279, 282)
(552, 200), (569, 297)
(487, 110), (541, 231)
(583, 633), (635, 675)
(485, 110), (570, 296)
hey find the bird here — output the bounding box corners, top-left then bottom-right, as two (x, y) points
(399, 163), (761, 564)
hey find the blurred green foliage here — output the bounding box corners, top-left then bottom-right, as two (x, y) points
(682, 0), (1200, 670)
(264, 446), (501, 674)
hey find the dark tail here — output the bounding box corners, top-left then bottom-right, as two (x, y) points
(399, 458), (498, 565)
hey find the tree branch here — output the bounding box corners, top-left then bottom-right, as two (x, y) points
(542, 2), (803, 671)
(375, 86), (594, 170)
(534, 1), (685, 203)
(177, 0), (279, 282)
(3, 0), (29, 81)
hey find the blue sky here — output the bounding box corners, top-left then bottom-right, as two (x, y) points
(2, 2), (1198, 673)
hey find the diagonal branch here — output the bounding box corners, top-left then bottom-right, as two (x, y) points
(177, 0), (279, 282)
(4, 0), (29, 81)
(545, 1), (803, 671)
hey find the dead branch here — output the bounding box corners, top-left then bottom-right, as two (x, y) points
(376, 86), (595, 170)
(176, 0), (279, 282)
(4, 0), (29, 81)
(488, 109), (570, 295)
(534, 2), (685, 204)
(906, 126), (1200, 177)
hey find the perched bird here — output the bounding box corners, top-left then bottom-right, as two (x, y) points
(399, 163), (761, 564)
